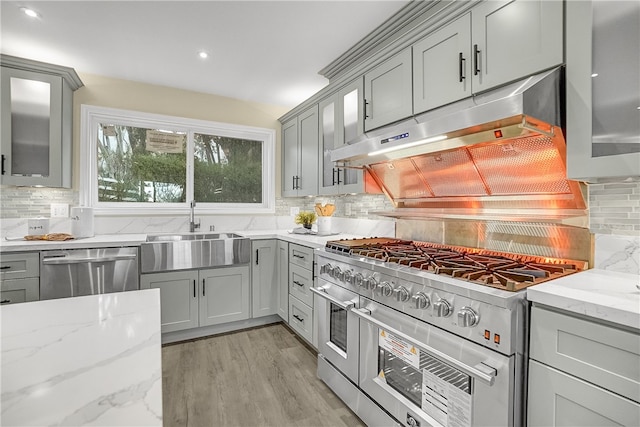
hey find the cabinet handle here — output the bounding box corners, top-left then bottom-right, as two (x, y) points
(293, 280), (304, 287)
(193, 279), (196, 298)
(293, 254), (305, 259)
(459, 52), (466, 82)
(364, 100), (369, 119)
(292, 176), (296, 190)
(293, 314), (304, 323)
(256, 249), (259, 265)
(0, 266), (11, 270)
(202, 278), (205, 296)
(473, 44), (481, 76)
(1, 299), (11, 304)
(1, 154), (5, 175)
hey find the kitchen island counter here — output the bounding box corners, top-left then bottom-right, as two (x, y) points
(527, 269), (640, 330)
(0, 289), (163, 426)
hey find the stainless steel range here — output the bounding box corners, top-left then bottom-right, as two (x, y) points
(314, 237), (586, 427)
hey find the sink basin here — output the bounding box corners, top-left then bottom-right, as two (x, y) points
(141, 232), (250, 273)
(145, 232), (244, 242)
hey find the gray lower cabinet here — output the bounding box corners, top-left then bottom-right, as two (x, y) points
(251, 239), (278, 318)
(528, 305), (640, 426)
(0, 252), (39, 305)
(141, 266), (250, 334)
(277, 240), (289, 321)
(287, 243), (315, 347)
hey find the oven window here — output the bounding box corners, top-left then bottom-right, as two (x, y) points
(329, 303), (347, 352)
(378, 330), (472, 424)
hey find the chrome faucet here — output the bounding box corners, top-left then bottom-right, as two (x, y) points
(189, 200), (200, 232)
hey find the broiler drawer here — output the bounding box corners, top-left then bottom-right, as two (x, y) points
(289, 243), (314, 271)
(530, 305), (640, 403)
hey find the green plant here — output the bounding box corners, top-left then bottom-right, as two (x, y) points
(295, 211), (317, 227)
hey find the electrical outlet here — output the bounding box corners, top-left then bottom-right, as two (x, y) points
(50, 203), (69, 218)
(345, 203), (352, 216)
(290, 207), (300, 216)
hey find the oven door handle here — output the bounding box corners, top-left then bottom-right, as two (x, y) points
(351, 307), (496, 386)
(310, 287), (355, 310)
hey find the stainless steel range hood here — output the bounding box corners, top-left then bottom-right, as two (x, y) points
(332, 67), (564, 166)
(331, 67), (588, 225)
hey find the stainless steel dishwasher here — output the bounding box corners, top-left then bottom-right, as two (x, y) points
(40, 247), (139, 300)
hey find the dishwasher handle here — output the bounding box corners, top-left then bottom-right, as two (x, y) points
(351, 307), (496, 386)
(42, 254), (137, 265)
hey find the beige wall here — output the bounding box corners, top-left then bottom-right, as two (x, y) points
(72, 73), (289, 193)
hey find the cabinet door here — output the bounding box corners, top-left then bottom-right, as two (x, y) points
(0, 67), (65, 187)
(281, 117), (299, 197)
(289, 295), (314, 345)
(251, 240), (277, 318)
(140, 270), (199, 333)
(199, 266), (250, 327)
(471, 0), (563, 93)
(0, 278), (39, 305)
(413, 13), (472, 114)
(566, 0), (640, 181)
(0, 252), (39, 280)
(528, 360), (640, 427)
(277, 241), (289, 321)
(318, 96), (338, 195)
(364, 47), (413, 131)
(297, 105), (319, 196)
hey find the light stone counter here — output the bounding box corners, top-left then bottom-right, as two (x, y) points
(1, 289), (163, 426)
(527, 269), (640, 330)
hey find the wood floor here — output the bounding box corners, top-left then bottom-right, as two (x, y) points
(162, 323), (366, 427)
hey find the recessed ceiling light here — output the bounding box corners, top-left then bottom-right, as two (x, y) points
(198, 51), (208, 59)
(20, 7), (40, 18)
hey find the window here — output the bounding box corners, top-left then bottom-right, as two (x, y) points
(81, 105), (275, 214)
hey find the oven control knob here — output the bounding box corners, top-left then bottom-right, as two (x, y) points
(412, 292), (430, 309)
(343, 269), (353, 284)
(331, 266), (342, 280)
(365, 277), (378, 290)
(457, 307), (479, 327)
(379, 281), (394, 297)
(353, 273), (364, 287)
(393, 286), (411, 302)
(433, 299), (452, 317)
(320, 263), (332, 275)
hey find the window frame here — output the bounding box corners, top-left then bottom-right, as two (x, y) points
(80, 104), (275, 215)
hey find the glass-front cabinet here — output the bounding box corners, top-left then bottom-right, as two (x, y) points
(566, 0), (640, 181)
(0, 55), (83, 187)
(318, 78), (364, 195)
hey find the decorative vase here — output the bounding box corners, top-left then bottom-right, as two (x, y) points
(303, 223), (312, 230)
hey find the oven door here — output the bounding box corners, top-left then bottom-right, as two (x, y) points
(312, 278), (360, 384)
(355, 297), (515, 427)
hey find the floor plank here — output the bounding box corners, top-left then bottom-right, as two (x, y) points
(162, 323), (366, 427)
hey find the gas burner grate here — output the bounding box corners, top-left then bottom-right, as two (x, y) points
(325, 238), (585, 291)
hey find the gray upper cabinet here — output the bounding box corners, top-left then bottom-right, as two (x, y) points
(413, 13), (472, 113)
(364, 47), (413, 132)
(318, 78), (364, 195)
(0, 55), (83, 187)
(566, 0), (640, 181)
(282, 105), (319, 197)
(470, 0), (563, 94)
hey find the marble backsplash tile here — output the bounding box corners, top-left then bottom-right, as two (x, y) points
(594, 233), (640, 275)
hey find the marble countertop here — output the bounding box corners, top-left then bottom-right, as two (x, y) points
(1, 289), (163, 426)
(0, 230), (367, 252)
(527, 269), (640, 330)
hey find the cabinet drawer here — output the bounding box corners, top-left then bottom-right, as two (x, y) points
(528, 360), (640, 426)
(289, 264), (313, 306)
(530, 305), (640, 402)
(289, 295), (313, 344)
(0, 277), (39, 305)
(289, 243), (314, 271)
(0, 252), (39, 280)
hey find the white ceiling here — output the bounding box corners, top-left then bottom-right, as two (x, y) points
(0, 1), (409, 108)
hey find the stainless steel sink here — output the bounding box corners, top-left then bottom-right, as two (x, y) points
(145, 232), (244, 242)
(141, 232), (250, 273)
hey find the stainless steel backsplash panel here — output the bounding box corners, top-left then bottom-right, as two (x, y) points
(396, 219), (593, 265)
